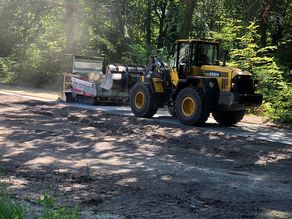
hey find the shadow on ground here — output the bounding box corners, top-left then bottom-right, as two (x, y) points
(0, 98), (291, 218)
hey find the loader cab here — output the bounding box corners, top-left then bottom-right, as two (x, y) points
(171, 40), (220, 78)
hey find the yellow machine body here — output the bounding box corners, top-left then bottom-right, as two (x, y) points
(171, 65), (252, 92)
(130, 38), (262, 126)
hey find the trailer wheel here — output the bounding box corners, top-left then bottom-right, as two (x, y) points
(65, 92), (75, 103)
(175, 87), (208, 126)
(212, 110), (245, 126)
(130, 83), (158, 118)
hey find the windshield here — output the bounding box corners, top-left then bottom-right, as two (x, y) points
(193, 43), (218, 65)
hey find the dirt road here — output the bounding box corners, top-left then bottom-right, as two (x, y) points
(61, 104), (292, 145)
(0, 93), (292, 218)
(0, 88), (291, 146)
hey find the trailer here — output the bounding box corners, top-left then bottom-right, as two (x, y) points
(60, 55), (145, 104)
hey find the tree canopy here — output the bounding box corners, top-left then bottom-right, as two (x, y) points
(0, 0), (291, 122)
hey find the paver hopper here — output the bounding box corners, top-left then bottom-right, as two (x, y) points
(61, 55), (145, 104)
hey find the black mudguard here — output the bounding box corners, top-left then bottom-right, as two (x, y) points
(172, 77), (219, 111)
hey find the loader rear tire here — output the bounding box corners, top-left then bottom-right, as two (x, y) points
(175, 87), (208, 126)
(212, 110), (245, 126)
(130, 83), (158, 118)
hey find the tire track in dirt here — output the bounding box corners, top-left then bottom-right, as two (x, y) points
(0, 93), (291, 218)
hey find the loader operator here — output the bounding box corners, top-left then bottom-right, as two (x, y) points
(197, 45), (208, 65)
(178, 43), (190, 78)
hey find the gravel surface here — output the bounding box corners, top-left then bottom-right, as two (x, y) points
(0, 94), (291, 219)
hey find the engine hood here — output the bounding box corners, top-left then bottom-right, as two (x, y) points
(199, 65), (252, 77)
(227, 67), (252, 77)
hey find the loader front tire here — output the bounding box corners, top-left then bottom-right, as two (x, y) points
(212, 110), (245, 126)
(130, 83), (158, 118)
(175, 88), (208, 126)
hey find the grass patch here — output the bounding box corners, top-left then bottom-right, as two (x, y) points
(37, 193), (81, 219)
(0, 185), (81, 219)
(0, 184), (25, 219)
(0, 197), (25, 219)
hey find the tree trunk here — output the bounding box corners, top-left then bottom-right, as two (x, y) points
(157, 1), (167, 49)
(271, 0), (288, 45)
(180, 0), (196, 38)
(65, 1), (75, 54)
(246, 0), (261, 21)
(259, 1), (270, 47)
(146, 0), (152, 53)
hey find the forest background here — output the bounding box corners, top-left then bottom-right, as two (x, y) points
(0, 0), (291, 122)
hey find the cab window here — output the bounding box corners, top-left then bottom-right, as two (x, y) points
(178, 43), (190, 65)
(193, 43), (218, 66)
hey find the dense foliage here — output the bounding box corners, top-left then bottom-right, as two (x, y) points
(0, 0), (291, 122)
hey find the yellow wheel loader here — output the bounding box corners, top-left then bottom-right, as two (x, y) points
(130, 39), (263, 126)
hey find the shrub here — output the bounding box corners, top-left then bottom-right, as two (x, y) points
(0, 57), (18, 83)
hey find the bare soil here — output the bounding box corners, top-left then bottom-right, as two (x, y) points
(0, 93), (291, 219)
